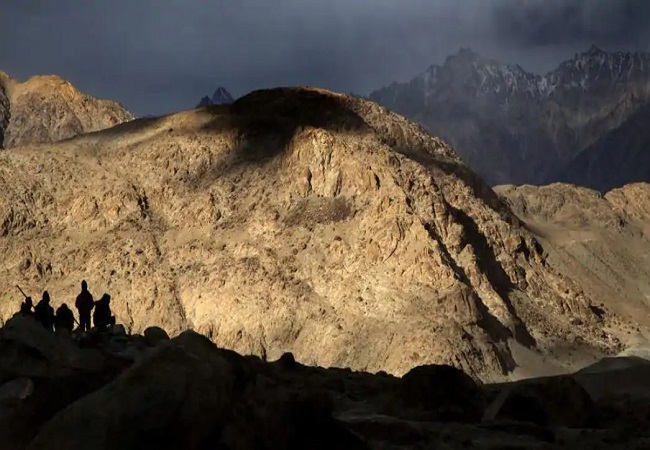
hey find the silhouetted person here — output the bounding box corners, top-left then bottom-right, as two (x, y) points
(93, 294), (115, 330)
(34, 291), (55, 330)
(75, 280), (94, 332)
(19, 296), (34, 317)
(54, 303), (75, 333)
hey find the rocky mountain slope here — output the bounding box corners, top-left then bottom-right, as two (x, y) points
(496, 183), (650, 347)
(559, 103), (650, 191)
(370, 46), (650, 187)
(197, 86), (235, 107)
(2, 315), (650, 449)
(0, 87), (625, 381)
(0, 71), (133, 149)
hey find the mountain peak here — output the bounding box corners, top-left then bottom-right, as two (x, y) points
(0, 69), (133, 149)
(585, 44), (605, 56)
(445, 47), (483, 65)
(545, 45), (650, 94)
(457, 47), (480, 58)
(212, 86), (231, 98)
(0, 70), (12, 85)
(197, 86), (234, 107)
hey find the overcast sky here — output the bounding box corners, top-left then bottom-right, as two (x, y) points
(2, 0), (649, 116)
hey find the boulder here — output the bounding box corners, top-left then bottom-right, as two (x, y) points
(143, 326), (170, 346)
(393, 364), (486, 422)
(0, 377), (34, 404)
(277, 352), (297, 369)
(27, 331), (239, 450)
(0, 372), (121, 450)
(0, 316), (104, 381)
(340, 414), (432, 448)
(485, 375), (595, 428)
(110, 324), (127, 337)
(220, 376), (369, 450)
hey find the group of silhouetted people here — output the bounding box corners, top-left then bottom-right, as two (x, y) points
(18, 280), (115, 333)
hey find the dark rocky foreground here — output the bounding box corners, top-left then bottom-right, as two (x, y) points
(0, 316), (649, 449)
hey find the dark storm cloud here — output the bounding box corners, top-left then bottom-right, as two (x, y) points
(0, 1), (648, 116)
(491, 0), (650, 49)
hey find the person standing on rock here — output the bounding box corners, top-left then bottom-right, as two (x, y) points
(75, 280), (94, 332)
(93, 293), (115, 330)
(34, 291), (55, 330)
(19, 296), (34, 317)
(54, 303), (75, 333)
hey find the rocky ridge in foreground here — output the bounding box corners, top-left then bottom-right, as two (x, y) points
(1, 315), (650, 450)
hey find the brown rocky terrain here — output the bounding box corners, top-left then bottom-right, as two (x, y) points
(496, 183), (650, 364)
(0, 87), (626, 381)
(0, 70), (133, 149)
(2, 316), (650, 449)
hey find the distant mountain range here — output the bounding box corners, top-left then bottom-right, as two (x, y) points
(370, 45), (650, 191)
(197, 87), (234, 107)
(559, 102), (650, 192)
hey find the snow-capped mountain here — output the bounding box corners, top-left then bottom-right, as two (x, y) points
(197, 87), (234, 107)
(394, 46), (650, 107)
(370, 46), (650, 187)
(418, 48), (542, 101)
(544, 45), (650, 96)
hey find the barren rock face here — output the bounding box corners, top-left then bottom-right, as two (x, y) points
(0, 71), (133, 149)
(0, 88), (617, 380)
(606, 183), (650, 228)
(496, 183), (650, 334)
(0, 75), (10, 146)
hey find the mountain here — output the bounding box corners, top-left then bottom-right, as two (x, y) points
(559, 102), (650, 191)
(495, 182), (650, 348)
(0, 87), (624, 381)
(0, 71), (133, 149)
(197, 86), (234, 107)
(369, 46), (650, 186)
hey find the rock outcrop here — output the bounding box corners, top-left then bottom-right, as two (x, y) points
(0, 316), (648, 449)
(0, 74), (10, 146)
(0, 87), (622, 381)
(0, 71), (133, 149)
